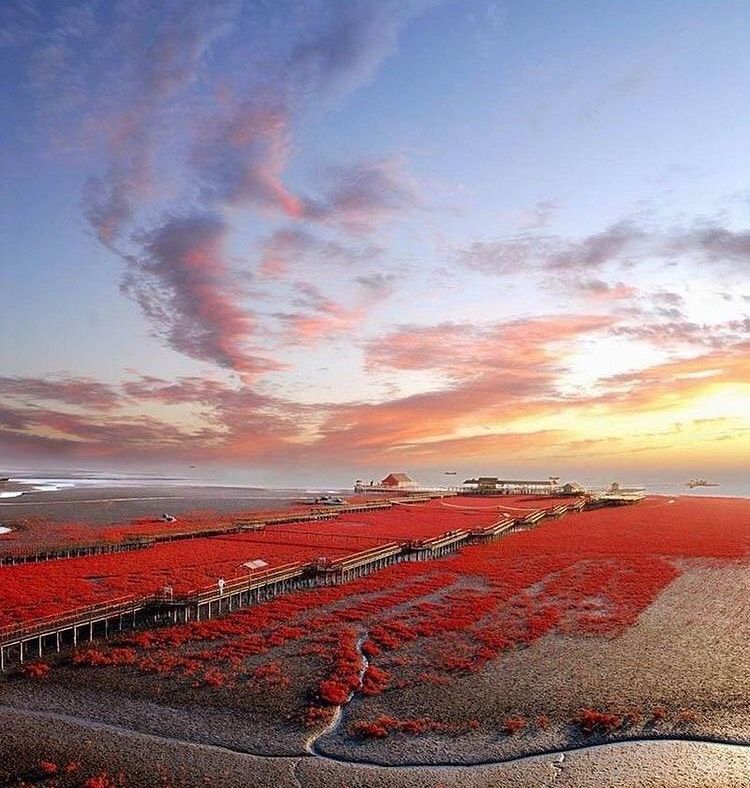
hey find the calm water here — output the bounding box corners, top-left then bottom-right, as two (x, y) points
(0, 472), (352, 526)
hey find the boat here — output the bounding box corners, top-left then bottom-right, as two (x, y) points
(444, 471), (457, 475)
(314, 495), (345, 505)
(685, 478), (719, 489)
(298, 495), (346, 506)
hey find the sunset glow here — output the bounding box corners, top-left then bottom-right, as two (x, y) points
(1, 1), (748, 485)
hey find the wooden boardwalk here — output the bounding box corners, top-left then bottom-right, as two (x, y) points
(0, 495), (614, 671)
(0, 499), (400, 567)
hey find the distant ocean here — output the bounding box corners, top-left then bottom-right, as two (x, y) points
(0, 471), (352, 509)
(623, 482), (750, 499)
(1, 470), (747, 499)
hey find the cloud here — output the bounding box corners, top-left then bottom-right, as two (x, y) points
(303, 157), (420, 233)
(663, 224), (750, 269)
(8, 1), (438, 379)
(576, 279), (638, 301)
(0, 373), (309, 463)
(461, 221), (646, 277)
(82, 166), (137, 247)
(258, 227), (384, 279)
(0, 0), (40, 49)
(0, 376), (121, 409)
(191, 101), (304, 217)
(275, 282), (364, 345)
(308, 315), (614, 458)
(611, 317), (750, 350)
(62, 2), (240, 244)
(593, 340), (750, 413)
(284, 0), (439, 107)
(2, 329), (747, 468)
(579, 68), (650, 122)
(548, 222), (644, 271)
(520, 199), (560, 230)
(124, 213), (278, 376)
(459, 218), (750, 280)
(258, 229), (313, 278)
(367, 315), (612, 382)
(355, 272), (398, 299)
(275, 273), (402, 346)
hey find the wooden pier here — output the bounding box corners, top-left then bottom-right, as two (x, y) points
(471, 516), (517, 541)
(1, 495), (627, 671)
(0, 499), (413, 568)
(0, 538), (154, 567)
(406, 530), (472, 560)
(177, 562), (310, 624)
(0, 595), (155, 672)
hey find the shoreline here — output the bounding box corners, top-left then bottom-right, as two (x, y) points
(4, 701), (750, 767)
(1, 703), (749, 788)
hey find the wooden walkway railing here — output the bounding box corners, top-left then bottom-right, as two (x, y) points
(0, 499), (410, 567)
(1, 495), (600, 669)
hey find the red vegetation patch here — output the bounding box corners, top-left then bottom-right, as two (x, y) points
(303, 705), (335, 727)
(502, 715), (527, 735)
(73, 647), (137, 667)
(361, 665), (391, 696)
(0, 496), (512, 628)
(651, 705), (668, 721)
(350, 715), (481, 739)
(573, 708), (623, 734)
(83, 773), (120, 788)
(202, 667), (226, 688)
(315, 628), (365, 705)
(39, 760), (58, 775)
(22, 661), (50, 679)
(8, 495), (750, 744)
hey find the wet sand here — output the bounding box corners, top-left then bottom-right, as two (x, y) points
(0, 484), (324, 524)
(1, 705), (748, 788)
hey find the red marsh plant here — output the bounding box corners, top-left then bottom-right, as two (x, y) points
(573, 708), (623, 734)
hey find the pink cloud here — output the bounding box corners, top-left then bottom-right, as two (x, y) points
(276, 282), (365, 345)
(0, 376), (121, 409)
(367, 315), (612, 381)
(192, 102), (304, 218)
(309, 315), (614, 458)
(126, 213), (281, 377)
(303, 157), (419, 234)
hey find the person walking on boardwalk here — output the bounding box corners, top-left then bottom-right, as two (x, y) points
(217, 577), (225, 595)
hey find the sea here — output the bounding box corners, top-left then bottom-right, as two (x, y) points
(0, 468), (746, 534)
(0, 469), (355, 530)
(0, 469), (747, 499)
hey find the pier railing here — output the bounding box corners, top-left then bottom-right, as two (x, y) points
(0, 595), (144, 645)
(0, 494), (611, 669)
(182, 562), (308, 604)
(0, 499), (417, 567)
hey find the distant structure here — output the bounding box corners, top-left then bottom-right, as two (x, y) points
(589, 481), (646, 503)
(354, 473), (430, 493)
(463, 477), (558, 495)
(380, 473), (418, 489)
(313, 495), (345, 505)
(560, 482), (585, 496)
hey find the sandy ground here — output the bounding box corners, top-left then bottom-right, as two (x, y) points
(0, 484), (314, 525)
(0, 707), (748, 788)
(1, 561), (748, 785)
(320, 561), (750, 764)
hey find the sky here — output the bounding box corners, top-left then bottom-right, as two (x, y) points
(1, 0), (748, 487)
